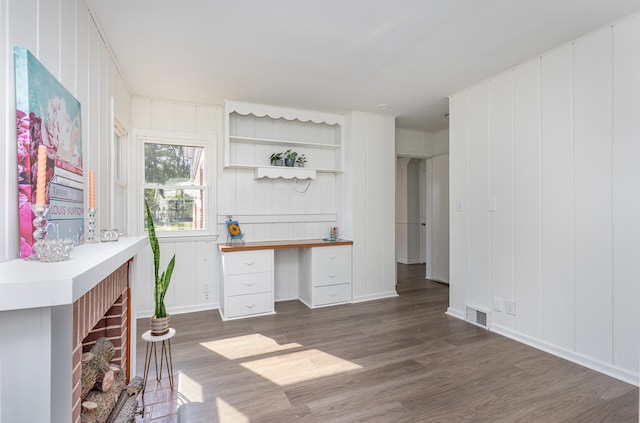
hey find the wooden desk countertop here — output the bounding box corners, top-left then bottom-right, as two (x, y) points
(218, 238), (353, 252)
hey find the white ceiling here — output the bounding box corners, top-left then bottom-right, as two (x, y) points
(88, 0), (640, 132)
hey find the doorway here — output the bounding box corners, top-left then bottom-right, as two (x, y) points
(396, 154), (449, 286)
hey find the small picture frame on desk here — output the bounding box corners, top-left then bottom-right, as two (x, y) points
(226, 220), (244, 245)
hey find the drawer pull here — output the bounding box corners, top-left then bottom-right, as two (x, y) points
(245, 282), (256, 287)
(245, 304), (256, 309)
(244, 261), (256, 266)
(329, 292), (337, 297)
(329, 256), (337, 260)
(328, 274), (337, 279)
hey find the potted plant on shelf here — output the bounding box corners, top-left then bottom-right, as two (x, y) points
(296, 154), (307, 167)
(284, 150), (298, 167)
(269, 151), (284, 166)
(145, 200), (176, 336)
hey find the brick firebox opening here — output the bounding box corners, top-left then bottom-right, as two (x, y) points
(71, 261), (131, 423)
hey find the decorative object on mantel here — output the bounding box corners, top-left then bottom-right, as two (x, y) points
(226, 216), (245, 245)
(86, 170), (97, 242)
(145, 200), (176, 336)
(269, 151), (284, 166)
(296, 154), (307, 167)
(15, 46), (85, 259)
(100, 229), (120, 242)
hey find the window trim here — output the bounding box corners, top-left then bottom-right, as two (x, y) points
(135, 130), (217, 239)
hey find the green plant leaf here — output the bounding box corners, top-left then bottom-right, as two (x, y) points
(145, 200), (176, 318)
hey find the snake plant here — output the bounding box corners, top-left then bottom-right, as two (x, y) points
(145, 200), (176, 318)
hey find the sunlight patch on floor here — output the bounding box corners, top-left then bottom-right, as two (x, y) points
(201, 333), (301, 360)
(178, 371), (203, 402)
(240, 349), (362, 386)
(216, 397), (250, 423)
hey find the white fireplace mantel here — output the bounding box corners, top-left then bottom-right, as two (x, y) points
(0, 236), (147, 423)
(0, 236), (147, 311)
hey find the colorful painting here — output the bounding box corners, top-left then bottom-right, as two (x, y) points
(15, 47), (84, 258)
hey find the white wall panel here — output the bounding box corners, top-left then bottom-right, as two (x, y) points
(612, 14), (640, 373)
(150, 100), (174, 132)
(132, 97), (152, 128)
(234, 169), (255, 214)
(467, 82), (491, 309)
(450, 14), (640, 384)
(38, 0), (60, 74)
(513, 59), (542, 339)
(366, 116), (384, 294)
(346, 111), (396, 301)
(174, 103), (196, 133)
(60, 0), (75, 91)
(448, 91), (469, 315)
(540, 44), (574, 350)
(573, 28), (613, 363)
(431, 154), (449, 283)
(490, 71), (515, 328)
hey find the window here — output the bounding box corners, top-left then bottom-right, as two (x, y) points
(113, 124), (127, 234)
(143, 139), (207, 233)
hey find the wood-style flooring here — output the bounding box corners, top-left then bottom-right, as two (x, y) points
(136, 263), (639, 422)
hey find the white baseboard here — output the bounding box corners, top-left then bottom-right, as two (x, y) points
(445, 307), (464, 320)
(446, 307), (638, 386)
(490, 323), (639, 387)
(352, 291), (399, 303)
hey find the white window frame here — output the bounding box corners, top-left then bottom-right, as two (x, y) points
(136, 130), (216, 240)
(111, 119), (128, 235)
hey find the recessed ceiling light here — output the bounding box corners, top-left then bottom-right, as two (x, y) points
(377, 104), (389, 110)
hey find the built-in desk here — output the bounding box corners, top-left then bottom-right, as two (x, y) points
(217, 239), (353, 320)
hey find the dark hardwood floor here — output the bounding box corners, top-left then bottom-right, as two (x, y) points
(136, 263), (639, 422)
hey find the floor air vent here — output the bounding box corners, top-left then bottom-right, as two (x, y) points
(465, 304), (489, 329)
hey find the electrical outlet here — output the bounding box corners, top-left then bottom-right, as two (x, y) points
(505, 300), (516, 316)
(203, 283), (210, 293)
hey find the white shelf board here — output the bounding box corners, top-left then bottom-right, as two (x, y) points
(254, 167), (317, 180)
(230, 136), (341, 150)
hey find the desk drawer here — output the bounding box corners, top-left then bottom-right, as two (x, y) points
(223, 250), (272, 275)
(313, 283), (351, 306)
(226, 292), (273, 318)
(312, 246), (351, 267)
(226, 272), (272, 296)
(314, 264), (351, 287)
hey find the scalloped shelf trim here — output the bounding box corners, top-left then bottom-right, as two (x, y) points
(227, 100), (343, 126)
(254, 167), (317, 180)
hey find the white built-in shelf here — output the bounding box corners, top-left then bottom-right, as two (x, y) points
(229, 136), (341, 150)
(225, 100), (344, 173)
(254, 167), (317, 180)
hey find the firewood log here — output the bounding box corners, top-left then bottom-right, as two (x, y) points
(90, 337), (115, 363)
(91, 357), (115, 392)
(125, 376), (144, 397)
(112, 397), (138, 423)
(84, 366), (126, 423)
(80, 401), (98, 423)
(81, 353), (98, 399)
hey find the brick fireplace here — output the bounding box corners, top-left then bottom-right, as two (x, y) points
(72, 261), (131, 423)
(0, 236), (147, 423)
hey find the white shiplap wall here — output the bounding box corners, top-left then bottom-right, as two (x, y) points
(448, 14), (640, 384)
(131, 97), (220, 316)
(0, 0), (129, 261)
(0, 1), (131, 421)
